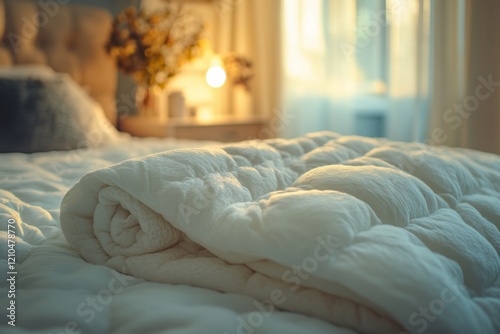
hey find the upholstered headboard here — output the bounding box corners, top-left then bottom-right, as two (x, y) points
(0, 0), (117, 124)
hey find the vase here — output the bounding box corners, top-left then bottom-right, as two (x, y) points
(136, 85), (160, 118)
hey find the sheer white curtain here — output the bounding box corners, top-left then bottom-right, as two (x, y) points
(281, 0), (432, 141)
(213, 0), (282, 120)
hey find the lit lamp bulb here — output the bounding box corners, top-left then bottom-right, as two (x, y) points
(206, 65), (226, 88)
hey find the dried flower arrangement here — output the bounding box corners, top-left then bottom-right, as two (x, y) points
(106, 1), (205, 89)
(223, 53), (254, 91)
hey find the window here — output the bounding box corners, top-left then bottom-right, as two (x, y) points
(282, 0), (433, 141)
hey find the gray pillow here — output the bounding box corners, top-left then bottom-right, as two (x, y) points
(0, 72), (119, 153)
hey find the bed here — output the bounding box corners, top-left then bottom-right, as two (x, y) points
(1, 1), (500, 334)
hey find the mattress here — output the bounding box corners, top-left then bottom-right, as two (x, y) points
(0, 135), (353, 334)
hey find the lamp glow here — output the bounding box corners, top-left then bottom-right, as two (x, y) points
(206, 65), (226, 88)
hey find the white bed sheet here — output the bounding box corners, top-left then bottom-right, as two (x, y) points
(0, 136), (352, 334)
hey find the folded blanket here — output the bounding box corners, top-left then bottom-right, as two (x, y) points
(61, 132), (500, 334)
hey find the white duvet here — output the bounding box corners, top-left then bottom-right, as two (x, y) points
(58, 132), (500, 334)
(3, 136), (358, 334)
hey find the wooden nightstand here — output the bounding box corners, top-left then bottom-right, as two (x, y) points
(119, 116), (268, 142)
